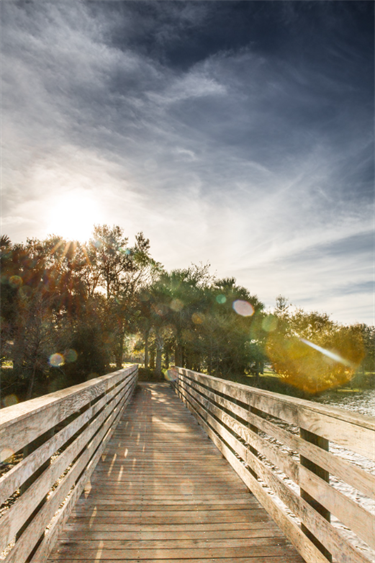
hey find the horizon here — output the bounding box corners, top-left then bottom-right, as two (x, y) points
(1, 1), (374, 326)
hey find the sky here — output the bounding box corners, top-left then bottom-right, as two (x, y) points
(1, 1), (374, 325)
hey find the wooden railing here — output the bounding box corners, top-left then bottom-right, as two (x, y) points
(171, 367), (375, 563)
(0, 365), (138, 563)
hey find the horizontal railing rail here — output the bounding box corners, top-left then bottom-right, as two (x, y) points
(0, 365), (138, 563)
(171, 367), (375, 563)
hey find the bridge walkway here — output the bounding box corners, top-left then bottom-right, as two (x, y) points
(47, 383), (304, 562)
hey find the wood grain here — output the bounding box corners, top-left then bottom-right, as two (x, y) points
(0, 367), (137, 563)
(47, 383), (305, 563)
(177, 370), (373, 563)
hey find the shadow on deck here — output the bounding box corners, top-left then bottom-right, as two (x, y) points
(48, 383), (304, 562)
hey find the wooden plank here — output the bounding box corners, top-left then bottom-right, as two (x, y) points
(59, 529), (283, 541)
(5, 380), (134, 563)
(49, 544), (302, 560)
(47, 383), (305, 563)
(31, 384), (136, 563)
(63, 522), (273, 532)
(52, 536), (291, 550)
(0, 376), (133, 505)
(178, 369), (375, 459)
(46, 559), (303, 563)
(0, 381), (131, 553)
(0, 366), (137, 456)
(182, 376), (375, 500)
(299, 464), (375, 550)
(178, 378), (370, 563)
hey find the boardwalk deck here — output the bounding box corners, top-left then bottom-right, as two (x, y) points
(47, 383), (305, 562)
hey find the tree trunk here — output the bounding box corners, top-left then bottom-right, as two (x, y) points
(26, 363), (37, 400)
(115, 335), (124, 369)
(155, 330), (163, 376)
(149, 349), (155, 370)
(164, 348), (169, 369)
(185, 351), (192, 370)
(181, 346), (185, 368)
(174, 344), (183, 367)
(144, 329), (149, 368)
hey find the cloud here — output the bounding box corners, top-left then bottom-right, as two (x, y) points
(1, 1), (373, 324)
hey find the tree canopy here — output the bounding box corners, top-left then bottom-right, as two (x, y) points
(1, 228), (373, 403)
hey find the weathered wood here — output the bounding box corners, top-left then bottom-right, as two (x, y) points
(180, 373), (375, 499)
(0, 366), (137, 456)
(31, 389), (132, 563)
(0, 381), (129, 553)
(0, 376), (131, 505)
(181, 369), (375, 462)
(178, 368), (375, 459)
(7, 367), (370, 563)
(0, 367), (137, 563)
(4, 388), (129, 563)
(166, 381), (330, 563)
(177, 373), (372, 563)
(47, 384), (304, 563)
(180, 373), (375, 547)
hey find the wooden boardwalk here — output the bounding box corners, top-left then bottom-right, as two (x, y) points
(48, 383), (305, 562)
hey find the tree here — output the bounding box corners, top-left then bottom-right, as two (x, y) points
(266, 304), (365, 394)
(87, 226), (159, 367)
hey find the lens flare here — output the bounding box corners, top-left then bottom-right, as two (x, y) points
(49, 353), (65, 367)
(3, 395), (18, 407)
(232, 300), (254, 317)
(165, 369), (178, 382)
(262, 315), (278, 332)
(9, 275), (22, 289)
(266, 331), (364, 394)
(64, 349), (78, 363)
(170, 299), (184, 312)
(299, 338), (353, 367)
(192, 312), (205, 324)
(216, 294), (226, 304)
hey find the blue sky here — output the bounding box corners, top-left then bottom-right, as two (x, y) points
(1, 1), (374, 324)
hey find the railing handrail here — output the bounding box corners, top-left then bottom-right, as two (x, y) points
(172, 368), (375, 462)
(0, 366), (137, 457)
(172, 367), (375, 563)
(0, 368), (132, 423)
(173, 368), (375, 429)
(0, 365), (138, 563)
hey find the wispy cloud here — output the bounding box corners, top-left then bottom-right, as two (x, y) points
(1, 1), (373, 324)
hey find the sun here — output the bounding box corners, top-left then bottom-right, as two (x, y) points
(46, 191), (102, 242)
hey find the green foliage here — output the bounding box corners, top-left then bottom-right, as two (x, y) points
(0, 227), (156, 399)
(1, 230), (373, 402)
(132, 267), (265, 378)
(265, 300), (366, 394)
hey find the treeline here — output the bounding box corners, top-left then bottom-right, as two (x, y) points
(1, 226), (374, 402)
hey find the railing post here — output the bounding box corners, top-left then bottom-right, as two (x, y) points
(248, 404), (259, 479)
(300, 429), (332, 562)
